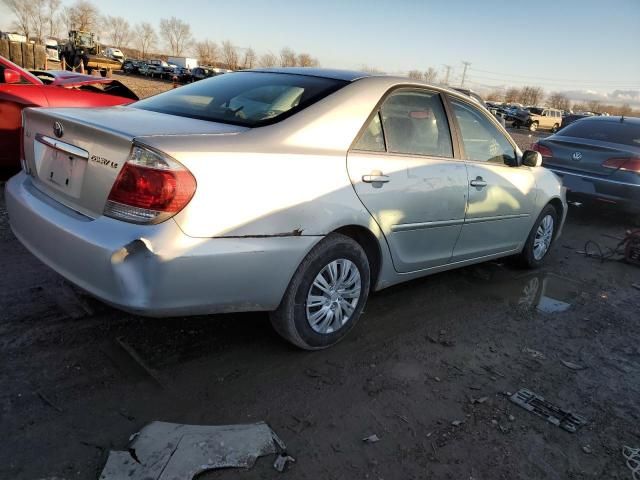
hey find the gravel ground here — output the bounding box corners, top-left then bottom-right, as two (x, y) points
(1, 179), (639, 479)
(113, 71), (175, 99)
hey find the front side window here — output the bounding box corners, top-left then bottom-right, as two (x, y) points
(379, 90), (453, 157)
(450, 99), (516, 164)
(134, 71), (347, 127)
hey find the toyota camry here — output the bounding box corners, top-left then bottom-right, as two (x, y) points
(6, 68), (566, 349)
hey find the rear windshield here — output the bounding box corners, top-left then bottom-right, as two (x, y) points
(133, 71), (348, 127)
(559, 119), (640, 147)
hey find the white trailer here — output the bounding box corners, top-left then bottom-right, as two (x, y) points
(168, 56), (198, 69)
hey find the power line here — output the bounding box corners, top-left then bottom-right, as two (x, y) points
(468, 67), (639, 86)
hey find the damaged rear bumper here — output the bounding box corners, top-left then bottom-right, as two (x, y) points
(5, 172), (320, 316)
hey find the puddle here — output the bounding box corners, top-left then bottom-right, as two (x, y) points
(464, 265), (583, 314)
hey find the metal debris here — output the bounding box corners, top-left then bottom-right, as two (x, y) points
(509, 389), (587, 433)
(561, 360), (587, 370)
(99, 421), (288, 479)
(623, 445), (640, 480)
(362, 434), (380, 443)
(273, 453), (296, 472)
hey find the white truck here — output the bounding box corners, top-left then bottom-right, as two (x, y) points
(168, 56), (198, 69)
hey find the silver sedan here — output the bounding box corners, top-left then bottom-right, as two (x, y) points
(6, 68), (566, 349)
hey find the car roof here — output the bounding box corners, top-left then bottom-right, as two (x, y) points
(575, 115), (640, 125)
(246, 67), (375, 82)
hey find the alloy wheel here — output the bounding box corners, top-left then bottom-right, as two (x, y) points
(533, 214), (554, 260)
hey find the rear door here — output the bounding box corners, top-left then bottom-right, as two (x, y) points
(347, 88), (468, 273)
(448, 97), (536, 261)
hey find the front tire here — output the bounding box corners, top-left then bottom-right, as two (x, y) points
(529, 121), (538, 132)
(551, 123), (559, 133)
(518, 205), (558, 268)
(270, 233), (370, 350)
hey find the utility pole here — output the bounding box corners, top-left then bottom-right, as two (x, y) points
(460, 61), (471, 87)
(443, 65), (452, 85)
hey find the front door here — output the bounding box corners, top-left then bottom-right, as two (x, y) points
(448, 98), (537, 261)
(347, 89), (468, 273)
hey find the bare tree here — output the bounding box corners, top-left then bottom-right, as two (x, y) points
(279, 47), (297, 67)
(221, 40), (239, 70)
(194, 39), (219, 66)
(297, 53), (315, 67)
(486, 90), (504, 102)
(518, 86), (544, 106)
(505, 87), (521, 103)
(424, 67), (438, 83)
(361, 65), (382, 74)
(136, 22), (156, 59)
(547, 92), (570, 111)
(618, 103), (632, 116)
(159, 17), (192, 56)
(66, 0), (99, 31)
(407, 70), (423, 80)
(29, 0), (49, 43)
(258, 52), (277, 67)
(587, 99), (602, 113)
(242, 47), (256, 69)
(2, 0), (34, 39)
(103, 16), (131, 49)
(46, 0), (61, 38)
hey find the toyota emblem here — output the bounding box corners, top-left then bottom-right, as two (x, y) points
(53, 121), (64, 138)
(571, 151), (583, 161)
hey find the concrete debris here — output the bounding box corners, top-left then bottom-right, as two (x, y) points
(362, 434), (380, 443)
(99, 421), (287, 479)
(273, 453), (296, 472)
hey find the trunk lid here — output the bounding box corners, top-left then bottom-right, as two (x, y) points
(541, 136), (634, 176)
(22, 106), (246, 218)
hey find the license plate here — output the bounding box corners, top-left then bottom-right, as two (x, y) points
(34, 141), (87, 198)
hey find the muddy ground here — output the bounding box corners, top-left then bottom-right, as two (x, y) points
(1, 86), (640, 479)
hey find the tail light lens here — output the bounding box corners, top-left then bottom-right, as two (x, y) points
(532, 143), (553, 157)
(603, 157), (640, 173)
(104, 144), (196, 224)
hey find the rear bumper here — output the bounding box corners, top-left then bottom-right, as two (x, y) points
(548, 167), (640, 208)
(6, 172), (319, 316)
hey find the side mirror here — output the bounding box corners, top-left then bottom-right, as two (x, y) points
(3, 69), (22, 84)
(522, 150), (543, 167)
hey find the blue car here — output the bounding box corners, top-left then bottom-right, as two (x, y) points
(533, 116), (640, 211)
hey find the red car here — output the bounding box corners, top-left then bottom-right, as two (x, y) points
(0, 56), (138, 176)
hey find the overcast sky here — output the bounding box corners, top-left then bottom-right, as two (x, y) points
(2, 0), (639, 102)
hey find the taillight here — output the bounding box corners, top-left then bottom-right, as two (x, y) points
(602, 157), (640, 173)
(104, 144), (196, 224)
(532, 143), (553, 157)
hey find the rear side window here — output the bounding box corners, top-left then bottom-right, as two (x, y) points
(558, 120), (640, 147)
(134, 71), (348, 127)
(450, 99), (516, 164)
(353, 112), (385, 152)
(379, 90), (453, 157)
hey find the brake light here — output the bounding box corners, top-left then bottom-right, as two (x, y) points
(104, 144), (196, 224)
(603, 157), (640, 173)
(532, 143), (553, 157)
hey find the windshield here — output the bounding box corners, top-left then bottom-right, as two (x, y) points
(133, 71), (348, 127)
(528, 107), (544, 114)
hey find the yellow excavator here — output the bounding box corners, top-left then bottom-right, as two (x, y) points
(60, 30), (122, 75)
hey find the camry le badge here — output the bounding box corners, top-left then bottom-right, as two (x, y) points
(53, 121), (64, 138)
(571, 151), (583, 161)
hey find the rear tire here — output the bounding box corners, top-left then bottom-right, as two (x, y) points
(551, 123), (559, 133)
(529, 121), (538, 132)
(518, 204), (558, 268)
(270, 233), (370, 350)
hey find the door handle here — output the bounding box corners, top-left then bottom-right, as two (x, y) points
(362, 174), (390, 183)
(470, 177), (487, 188)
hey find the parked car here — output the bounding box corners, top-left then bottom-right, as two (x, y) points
(143, 60), (169, 78)
(122, 59), (142, 74)
(559, 113), (589, 130)
(6, 68), (566, 349)
(104, 47), (125, 63)
(0, 55), (137, 175)
(191, 66), (221, 82)
(513, 107), (563, 132)
(533, 115), (640, 211)
(172, 66), (192, 83)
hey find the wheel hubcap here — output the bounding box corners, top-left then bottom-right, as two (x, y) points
(533, 214), (554, 260)
(306, 259), (361, 334)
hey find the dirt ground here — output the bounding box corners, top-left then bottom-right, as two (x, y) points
(1, 115), (640, 479)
